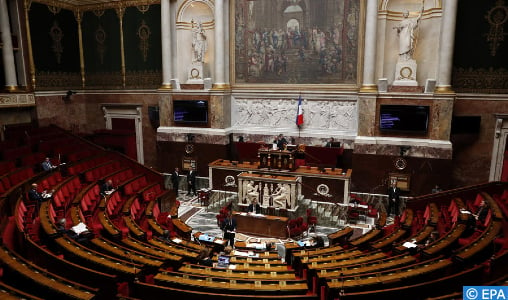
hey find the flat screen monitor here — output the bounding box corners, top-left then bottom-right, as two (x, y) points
(379, 105), (429, 134)
(217, 255), (230, 268)
(174, 100), (208, 124)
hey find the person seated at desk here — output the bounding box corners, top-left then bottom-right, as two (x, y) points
(28, 183), (52, 204)
(100, 179), (115, 197)
(474, 199), (489, 224)
(197, 248), (213, 267)
(55, 218), (76, 238)
(248, 199), (261, 214)
(298, 236), (324, 248)
(41, 157), (57, 171)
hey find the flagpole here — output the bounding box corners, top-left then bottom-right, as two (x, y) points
(296, 93), (303, 139)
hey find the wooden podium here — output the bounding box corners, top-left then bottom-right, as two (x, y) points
(258, 148), (294, 170)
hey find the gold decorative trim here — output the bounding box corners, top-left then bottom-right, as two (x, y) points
(32, 0), (160, 13)
(159, 84), (173, 90)
(211, 83), (231, 90)
(116, 6), (126, 88)
(359, 84), (378, 93)
(49, 20), (64, 64)
(485, 0), (508, 56)
(24, 0), (36, 90)
(137, 20), (151, 62)
(434, 85), (454, 94)
(4, 86), (20, 92)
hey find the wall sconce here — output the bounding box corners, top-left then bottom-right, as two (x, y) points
(63, 90), (76, 101)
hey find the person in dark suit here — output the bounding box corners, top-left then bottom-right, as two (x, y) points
(28, 183), (45, 204)
(221, 210), (237, 247)
(475, 200), (489, 223)
(100, 179), (114, 197)
(387, 181), (400, 216)
(171, 167), (180, 197)
(187, 167), (197, 196)
(273, 134), (288, 150)
(248, 199), (261, 214)
(41, 157), (57, 171)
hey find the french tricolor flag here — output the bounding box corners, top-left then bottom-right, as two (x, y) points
(296, 96), (304, 127)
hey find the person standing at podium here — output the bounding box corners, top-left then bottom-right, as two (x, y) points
(221, 210), (237, 247)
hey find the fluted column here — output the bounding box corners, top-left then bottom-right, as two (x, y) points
(160, 0), (172, 89)
(360, 0), (378, 92)
(435, 0), (458, 94)
(213, 0), (227, 89)
(0, 0), (18, 91)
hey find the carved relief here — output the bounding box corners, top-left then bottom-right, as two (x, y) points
(485, 1), (508, 57)
(0, 94), (35, 107)
(49, 21), (64, 64)
(233, 98), (357, 131)
(95, 25), (107, 64)
(137, 20), (151, 62)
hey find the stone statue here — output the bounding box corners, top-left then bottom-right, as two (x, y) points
(272, 183), (289, 208)
(245, 181), (259, 204)
(192, 20), (207, 63)
(393, 5), (423, 61)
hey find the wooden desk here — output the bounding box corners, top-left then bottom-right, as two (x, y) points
(327, 227), (354, 245)
(234, 212), (288, 238)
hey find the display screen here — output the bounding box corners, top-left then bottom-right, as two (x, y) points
(379, 105), (429, 133)
(173, 100), (208, 124)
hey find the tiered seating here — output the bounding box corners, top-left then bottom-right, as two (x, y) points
(0, 246), (96, 300)
(2, 125), (507, 300)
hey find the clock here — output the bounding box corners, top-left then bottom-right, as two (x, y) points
(399, 66), (413, 79)
(185, 143), (195, 155)
(395, 158), (407, 170)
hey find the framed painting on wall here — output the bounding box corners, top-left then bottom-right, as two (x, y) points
(233, 0), (361, 85)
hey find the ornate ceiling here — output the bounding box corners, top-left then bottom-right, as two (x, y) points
(32, 0), (160, 12)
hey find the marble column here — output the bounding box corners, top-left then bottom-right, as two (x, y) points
(160, 0), (172, 89)
(360, 0), (378, 92)
(213, 0), (227, 89)
(0, 0), (18, 91)
(435, 0), (458, 94)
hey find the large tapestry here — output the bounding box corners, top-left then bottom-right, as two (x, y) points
(234, 0), (360, 84)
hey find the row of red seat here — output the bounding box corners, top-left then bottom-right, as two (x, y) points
(0, 167), (34, 196)
(83, 161), (122, 183)
(67, 155), (112, 176)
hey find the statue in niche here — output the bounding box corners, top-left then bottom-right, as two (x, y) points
(192, 20), (207, 63)
(272, 183), (290, 209)
(245, 181), (259, 204)
(393, 4), (423, 61)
